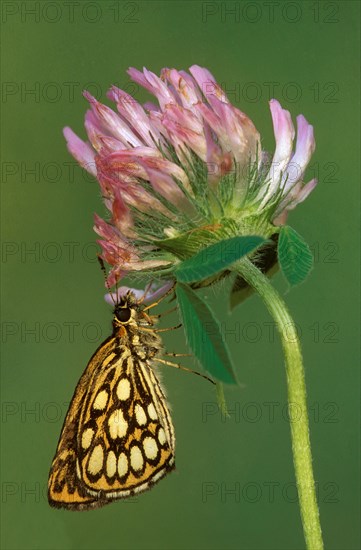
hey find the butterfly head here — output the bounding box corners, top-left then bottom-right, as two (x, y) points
(112, 291), (147, 330)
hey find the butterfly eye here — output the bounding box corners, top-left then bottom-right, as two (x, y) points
(116, 307), (131, 323)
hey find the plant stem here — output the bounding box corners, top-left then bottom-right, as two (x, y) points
(234, 258), (323, 550)
(215, 382), (229, 418)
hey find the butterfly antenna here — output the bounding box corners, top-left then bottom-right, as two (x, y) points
(97, 255), (117, 306)
(138, 281), (154, 305)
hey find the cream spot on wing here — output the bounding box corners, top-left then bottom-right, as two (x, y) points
(117, 453), (128, 478)
(108, 489), (130, 498)
(130, 446), (144, 471)
(106, 451), (117, 478)
(143, 436), (158, 460)
(76, 459), (81, 479)
(158, 427), (166, 446)
(108, 409), (128, 439)
(152, 468), (167, 483)
(81, 428), (94, 450)
(88, 444), (104, 475)
(116, 378), (131, 401)
(147, 403), (158, 420)
(133, 481), (151, 493)
(102, 352), (116, 367)
(93, 389), (108, 410)
(134, 403), (147, 426)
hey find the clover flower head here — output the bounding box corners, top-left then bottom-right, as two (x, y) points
(64, 65), (316, 285)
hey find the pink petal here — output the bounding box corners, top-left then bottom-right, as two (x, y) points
(98, 148), (164, 182)
(107, 86), (162, 147)
(83, 91), (143, 147)
(84, 109), (126, 154)
(94, 212), (134, 244)
(162, 104), (207, 161)
(289, 178), (318, 208)
(63, 127), (97, 176)
(284, 115), (315, 190)
(143, 67), (178, 109)
(272, 211), (288, 226)
(143, 101), (160, 112)
(105, 280), (173, 306)
(93, 213), (118, 240)
(127, 67), (151, 92)
(96, 156), (177, 220)
(162, 68), (201, 111)
(259, 99), (295, 205)
(97, 238), (138, 271)
(195, 100), (259, 173)
(97, 135), (128, 154)
(128, 67), (177, 111)
(273, 178), (318, 225)
(194, 101), (225, 141)
(140, 162), (195, 214)
(98, 235), (170, 273)
(106, 266), (127, 288)
(139, 155), (191, 189)
(189, 65), (229, 108)
(203, 123), (224, 180)
(101, 152), (148, 180)
(269, 99), (295, 173)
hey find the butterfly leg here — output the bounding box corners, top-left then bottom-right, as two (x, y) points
(143, 284), (176, 312)
(153, 357), (215, 385)
(141, 324), (182, 334)
(154, 324), (182, 333)
(164, 352), (192, 358)
(142, 306), (179, 326)
(152, 306), (178, 318)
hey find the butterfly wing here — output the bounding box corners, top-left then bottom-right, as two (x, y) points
(48, 337), (117, 510)
(48, 337), (175, 510)
(77, 350), (175, 499)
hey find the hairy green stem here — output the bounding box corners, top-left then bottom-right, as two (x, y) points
(215, 382), (229, 418)
(234, 258), (323, 550)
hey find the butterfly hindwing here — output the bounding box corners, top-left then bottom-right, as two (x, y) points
(48, 337), (118, 510)
(78, 348), (175, 498)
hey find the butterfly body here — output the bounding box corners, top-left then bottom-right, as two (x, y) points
(48, 292), (175, 511)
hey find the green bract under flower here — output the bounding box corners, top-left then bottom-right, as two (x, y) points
(64, 65), (316, 286)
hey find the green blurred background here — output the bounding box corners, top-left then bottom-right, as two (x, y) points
(1, 1), (360, 549)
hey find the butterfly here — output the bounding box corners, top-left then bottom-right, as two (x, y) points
(48, 288), (177, 510)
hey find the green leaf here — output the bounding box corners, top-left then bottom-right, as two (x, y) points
(176, 283), (237, 385)
(154, 219), (239, 260)
(175, 235), (265, 284)
(278, 226), (313, 286)
(155, 228), (220, 260)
